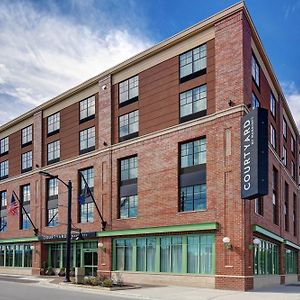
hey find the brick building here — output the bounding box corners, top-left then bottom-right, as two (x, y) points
(0, 2), (299, 291)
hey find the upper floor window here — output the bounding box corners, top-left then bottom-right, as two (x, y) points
(0, 216), (7, 232)
(180, 139), (206, 168)
(21, 151), (32, 172)
(180, 85), (207, 122)
(21, 125), (32, 146)
(120, 156), (138, 182)
(283, 117), (287, 139)
(270, 125), (276, 149)
(0, 160), (9, 180)
(48, 140), (60, 164)
(0, 191), (7, 208)
(119, 110), (139, 142)
(282, 146), (287, 166)
(291, 161), (295, 179)
(252, 93), (260, 109)
(47, 178), (58, 227)
(252, 54), (260, 87)
(270, 93), (276, 118)
(272, 167), (279, 225)
(20, 184), (30, 230)
(180, 44), (207, 82)
(47, 112), (60, 135)
(48, 178), (58, 199)
(21, 185), (30, 204)
(291, 136), (295, 155)
(254, 197), (264, 216)
(119, 75), (139, 106)
(0, 137), (9, 155)
(80, 95), (95, 121)
(80, 126), (95, 154)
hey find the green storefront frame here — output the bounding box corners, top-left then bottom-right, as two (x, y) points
(112, 233), (215, 275)
(0, 243), (32, 268)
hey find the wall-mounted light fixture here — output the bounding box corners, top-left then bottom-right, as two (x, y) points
(222, 237), (232, 250)
(98, 242), (106, 252)
(102, 85), (107, 90)
(249, 238), (261, 250)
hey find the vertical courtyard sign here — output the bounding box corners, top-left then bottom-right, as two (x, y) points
(241, 108), (269, 199)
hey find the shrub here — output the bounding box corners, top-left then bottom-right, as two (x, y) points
(46, 267), (55, 276)
(58, 268), (65, 277)
(84, 276), (101, 286)
(102, 278), (113, 288)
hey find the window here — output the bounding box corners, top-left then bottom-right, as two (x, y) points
(80, 95), (96, 121)
(253, 239), (279, 275)
(0, 160), (8, 179)
(284, 182), (289, 232)
(119, 75), (139, 105)
(291, 161), (295, 179)
(119, 110), (139, 142)
(47, 112), (60, 135)
(272, 167), (279, 225)
(47, 140), (60, 164)
(282, 146), (287, 166)
(291, 136), (295, 155)
(119, 156), (138, 219)
(47, 178), (58, 227)
(252, 93), (260, 109)
(180, 85), (207, 122)
(80, 127), (95, 154)
(293, 193), (297, 237)
(270, 125), (276, 149)
(79, 167), (94, 223)
(180, 138), (206, 212)
(270, 93), (276, 117)
(0, 191), (7, 208)
(0, 191), (7, 233)
(136, 238), (156, 272)
(283, 117), (287, 139)
(254, 197), (264, 216)
(21, 125), (32, 146)
(179, 44), (207, 82)
(285, 249), (297, 274)
(0, 216), (7, 232)
(252, 54), (260, 87)
(0, 137), (9, 155)
(0, 244), (32, 267)
(21, 151), (32, 172)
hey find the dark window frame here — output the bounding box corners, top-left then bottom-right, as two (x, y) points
(118, 110), (139, 142)
(0, 137), (9, 156)
(21, 125), (33, 147)
(47, 112), (60, 136)
(118, 75), (139, 107)
(252, 53), (260, 89)
(79, 95), (96, 123)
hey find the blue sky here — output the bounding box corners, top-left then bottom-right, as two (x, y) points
(0, 0), (299, 127)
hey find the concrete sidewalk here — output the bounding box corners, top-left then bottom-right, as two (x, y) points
(1, 273), (300, 300)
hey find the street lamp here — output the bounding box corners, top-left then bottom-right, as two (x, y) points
(39, 171), (72, 283)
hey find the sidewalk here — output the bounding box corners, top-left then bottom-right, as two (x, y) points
(1, 273), (300, 300)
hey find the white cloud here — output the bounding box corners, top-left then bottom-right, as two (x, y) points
(282, 81), (300, 130)
(0, 0), (153, 125)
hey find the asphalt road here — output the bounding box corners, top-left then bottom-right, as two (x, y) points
(0, 278), (131, 300)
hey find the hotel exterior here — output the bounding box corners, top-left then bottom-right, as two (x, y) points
(0, 2), (299, 291)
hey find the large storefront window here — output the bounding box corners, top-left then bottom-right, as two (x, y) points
(285, 249), (297, 274)
(113, 234), (215, 274)
(47, 241), (97, 275)
(0, 243), (32, 267)
(253, 239), (279, 275)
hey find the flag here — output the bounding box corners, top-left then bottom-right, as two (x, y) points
(78, 183), (91, 205)
(8, 193), (18, 216)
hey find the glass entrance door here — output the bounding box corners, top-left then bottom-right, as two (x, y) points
(83, 250), (98, 276)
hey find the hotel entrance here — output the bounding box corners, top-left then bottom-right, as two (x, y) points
(83, 249), (98, 276)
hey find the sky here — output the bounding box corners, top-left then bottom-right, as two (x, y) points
(0, 0), (299, 128)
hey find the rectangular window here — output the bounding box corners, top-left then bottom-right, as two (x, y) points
(136, 238), (156, 272)
(252, 54), (260, 87)
(270, 93), (276, 118)
(291, 161), (295, 179)
(21, 125), (32, 146)
(116, 239), (134, 271)
(21, 151), (32, 172)
(285, 249), (297, 274)
(0, 137), (9, 155)
(80, 95), (96, 121)
(272, 167), (279, 225)
(253, 239), (279, 275)
(47, 140), (60, 164)
(282, 146), (287, 166)
(119, 75), (139, 105)
(179, 44), (207, 82)
(284, 182), (289, 232)
(180, 85), (207, 122)
(160, 236), (182, 273)
(79, 167), (94, 223)
(0, 191), (7, 232)
(179, 138), (206, 212)
(252, 93), (260, 109)
(20, 184), (30, 230)
(291, 136), (295, 155)
(119, 156), (138, 219)
(270, 125), (276, 149)
(254, 197), (264, 216)
(119, 110), (139, 142)
(0, 216), (7, 232)
(293, 193), (297, 237)
(80, 126), (95, 154)
(283, 117), (287, 139)
(0, 191), (7, 208)
(47, 178), (58, 227)
(0, 160), (9, 179)
(47, 112), (60, 135)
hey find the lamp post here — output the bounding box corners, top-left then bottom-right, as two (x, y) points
(39, 171), (72, 282)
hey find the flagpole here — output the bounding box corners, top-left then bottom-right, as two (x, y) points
(80, 173), (107, 231)
(12, 191), (39, 236)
